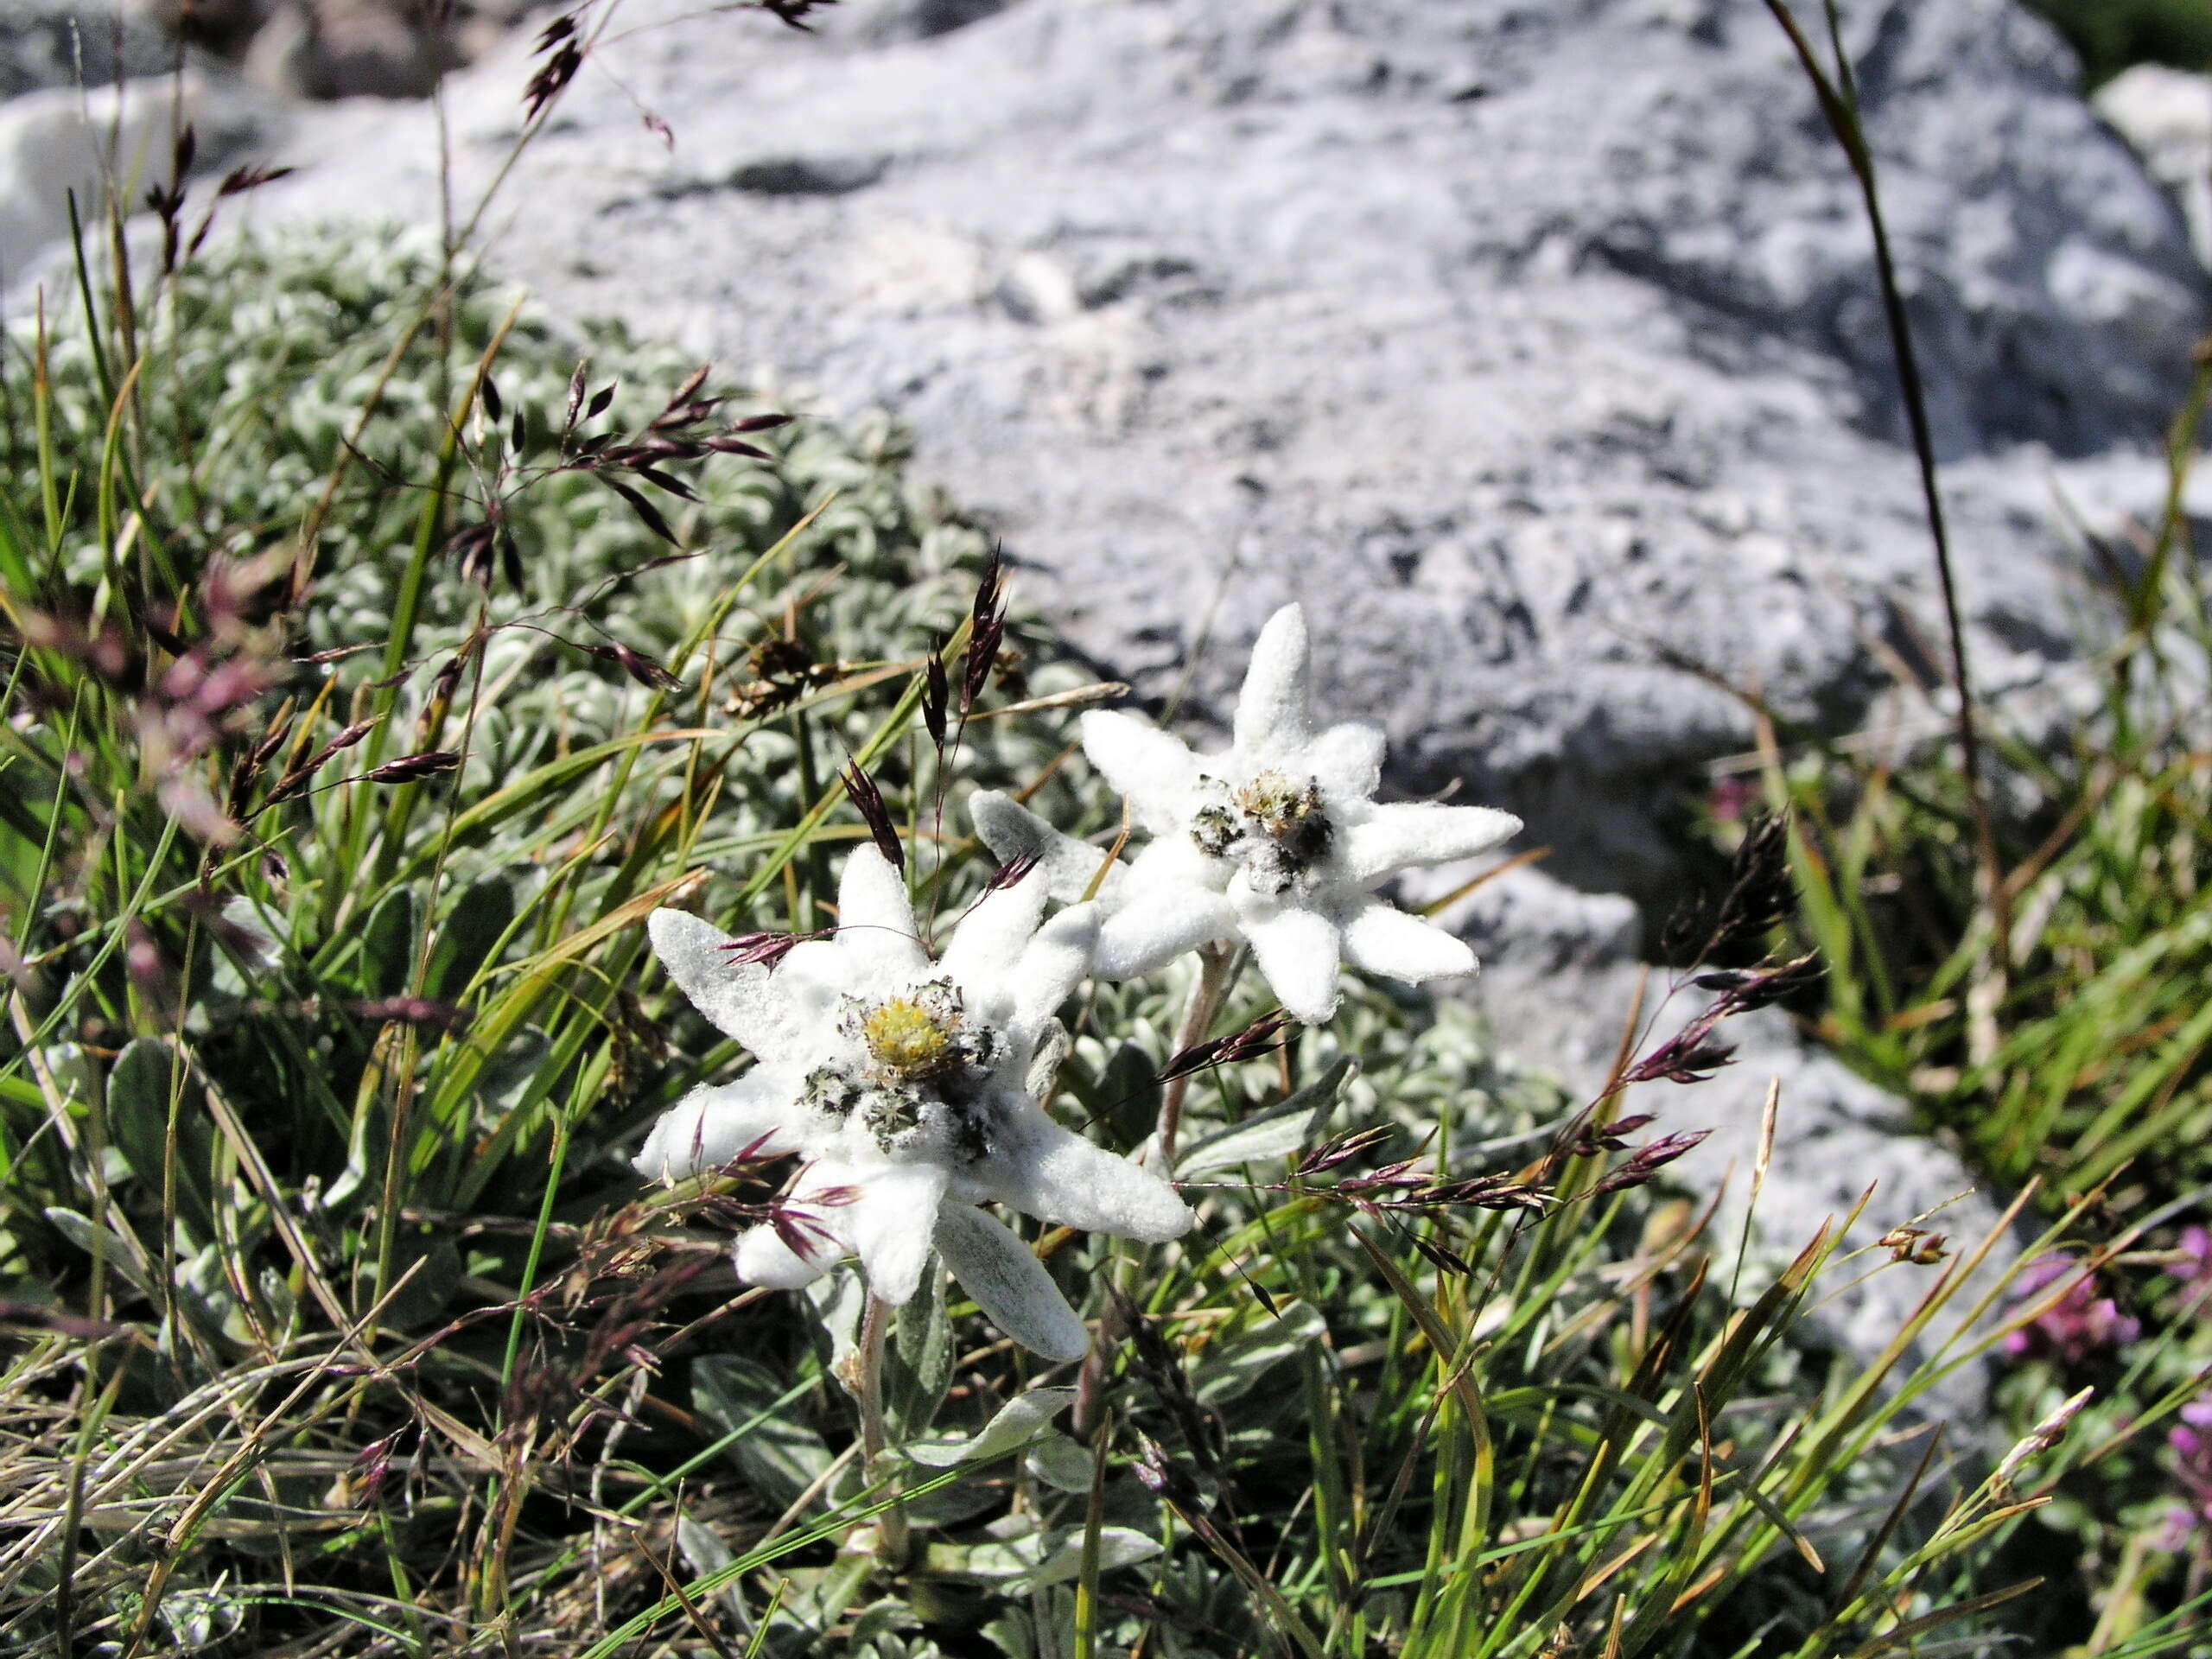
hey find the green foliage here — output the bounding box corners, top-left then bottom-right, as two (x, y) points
(2028, 0), (2212, 86)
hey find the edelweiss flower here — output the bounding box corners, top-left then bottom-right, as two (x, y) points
(638, 847), (1192, 1361)
(973, 603), (1520, 1023)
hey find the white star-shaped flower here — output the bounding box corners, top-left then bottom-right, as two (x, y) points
(972, 603), (1521, 1023)
(638, 847), (1192, 1361)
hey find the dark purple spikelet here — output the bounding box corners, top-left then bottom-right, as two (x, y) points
(718, 931), (812, 969)
(963, 547), (1007, 713)
(1160, 1014), (1294, 1083)
(613, 644), (685, 694)
(366, 751), (461, 785)
(923, 639), (950, 750)
(1620, 1012), (1738, 1085)
(352, 1429), (407, 1508)
(983, 850), (1042, 895)
(524, 16), (583, 121)
(213, 162), (295, 200)
(841, 760), (906, 874)
(1295, 1125), (1395, 1178)
(1590, 1128), (1712, 1196)
(1570, 1113), (1656, 1158)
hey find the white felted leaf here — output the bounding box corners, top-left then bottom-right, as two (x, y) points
(834, 846), (929, 985)
(1020, 1526), (1163, 1590)
(982, 1115), (1194, 1243)
(1304, 720), (1386, 798)
(1339, 802), (1522, 886)
(907, 1383), (1079, 1466)
(1093, 887), (1238, 978)
(1231, 604), (1313, 758)
(969, 791), (1121, 905)
(1008, 906), (1100, 1048)
(647, 909), (792, 1052)
(934, 1205), (1090, 1362)
(633, 1071), (802, 1180)
(1238, 899), (1344, 1023)
(847, 1163), (950, 1306)
(1179, 1055), (1355, 1176)
(1340, 902), (1478, 983)
(1024, 1431), (1097, 1493)
(1079, 711), (1202, 836)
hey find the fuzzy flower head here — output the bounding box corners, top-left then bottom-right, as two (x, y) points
(639, 847), (1193, 1360)
(974, 603), (1521, 1022)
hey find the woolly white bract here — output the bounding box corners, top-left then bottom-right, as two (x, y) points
(973, 603), (1521, 1023)
(637, 847), (1192, 1361)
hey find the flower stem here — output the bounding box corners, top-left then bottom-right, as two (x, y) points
(1153, 941), (1236, 1173)
(1076, 945), (1236, 1440)
(856, 1294), (908, 1567)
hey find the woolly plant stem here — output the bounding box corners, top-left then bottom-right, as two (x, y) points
(1154, 941), (1238, 1173)
(1075, 944), (1235, 1440)
(855, 1294), (908, 1567)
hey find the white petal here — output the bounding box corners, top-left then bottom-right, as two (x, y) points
(735, 1159), (858, 1288)
(634, 1071), (802, 1180)
(834, 847), (930, 984)
(1094, 887), (1238, 978)
(734, 1224), (836, 1289)
(1232, 604), (1313, 759)
(1339, 802), (1522, 886)
(969, 791), (1123, 905)
(848, 1163), (949, 1306)
(1339, 901), (1478, 984)
(1306, 721), (1385, 799)
(981, 1115), (1195, 1243)
(1237, 898), (1343, 1023)
(1080, 711), (1202, 836)
(1126, 834), (1228, 892)
(935, 1204), (1090, 1363)
(646, 909), (796, 1053)
(940, 864), (1049, 995)
(773, 938), (861, 1006)
(1009, 906), (1100, 1048)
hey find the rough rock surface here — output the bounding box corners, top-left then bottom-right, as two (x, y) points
(0, 0), (175, 100)
(0, 72), (274, 283)
(2097, 63), (2212, 268)
(242, 0), (2208, 904)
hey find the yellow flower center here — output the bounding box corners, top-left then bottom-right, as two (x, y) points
(1236, 770), (1324, 842)
(861, 997), (958, 1077)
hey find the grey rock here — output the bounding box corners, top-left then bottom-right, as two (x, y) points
(2096, 63), (2212, 269)
(239, 0), (2206, 906)
(0, 70), (274, 282)
(0, 0), (175, 101)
